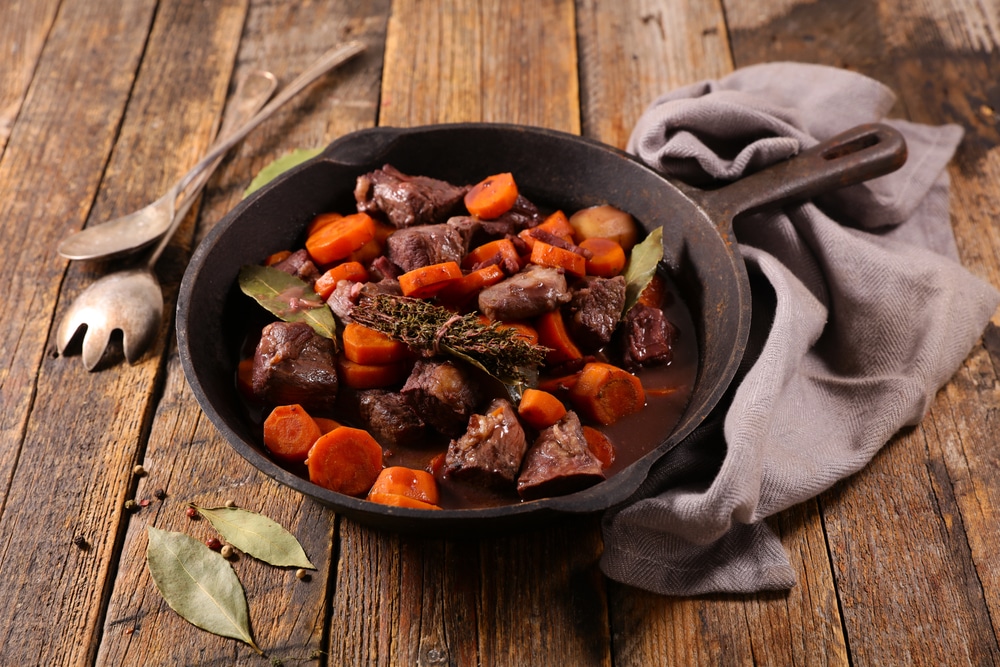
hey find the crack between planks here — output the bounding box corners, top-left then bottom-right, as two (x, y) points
(815, 496), (856, 667)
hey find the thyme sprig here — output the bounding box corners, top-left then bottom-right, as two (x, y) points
(351, 293), (547, 396)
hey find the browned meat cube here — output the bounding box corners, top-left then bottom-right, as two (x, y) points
(477, 264), (572, 321)
(401, 359), (480, 437)
(354, 164), (468, 228)
(620, 303), (677, 369)
(443, 398), (528, 489)
(386, 220), (473, 272)
(516, 411), (605, 500)
(356, 389), (426, 449)
(252, 321), (338, 412)
(566, 275), (626, 351)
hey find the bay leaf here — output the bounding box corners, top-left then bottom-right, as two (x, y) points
(239, 264), (337, 340)
(146, 527), (261, 654)
(621, 225), (664, 317)
(194, 505), (316, 570)
(243, 147), (323, 198)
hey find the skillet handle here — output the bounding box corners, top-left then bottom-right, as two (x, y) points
(695, 123), (907, 230)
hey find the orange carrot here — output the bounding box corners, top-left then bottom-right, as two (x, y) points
(305, 212), (376, 265)
(537, 371), (582, 394)
(579, 237), (626, 278)
(464, 172), (519, 219)
(367, 492), (441, 510)
(314, 261), (370, 300)
(336, 354), (411, 389)
(347, 220), (395, 264)
(568, 362), (646, 426)
(263, 404), (323, 464)
(367, 466), (440, 505)
(437, 264), (506, 305)
(495, 320), (539, 346)
(306, 426), (384, 497)
(462, 238), (520, 270)
(398, 261), (463, 298)
(313, 417), (342, 434)
(517, 388), (568, 430)
(518, 210), (575, 250)
(342, 322), (410, 365)
(582, 425), (616, 469)
(237, 358), (255, 398)
(306, 212), (343, 238)
(264, 250), (292, 266)
(535, 308), (583, 365)
(529, 241), (586, 277)
(637, 273), (668, 308)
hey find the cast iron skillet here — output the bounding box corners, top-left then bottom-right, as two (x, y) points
(177, 122), (906, 533)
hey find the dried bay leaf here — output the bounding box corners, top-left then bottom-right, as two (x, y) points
(622, 225), (664, 317)
(243, 147), (323, 198)
(239, 264), (337, 340)
(194, 505), (316, 569)
(146, 527), (261, 654)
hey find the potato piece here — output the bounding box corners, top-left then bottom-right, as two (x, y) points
(569, 205), (638, 252)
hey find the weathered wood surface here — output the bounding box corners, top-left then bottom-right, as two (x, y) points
(0, 0), (996, 665)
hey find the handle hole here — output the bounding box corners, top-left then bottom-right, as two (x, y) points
(822, 134), (879, 160)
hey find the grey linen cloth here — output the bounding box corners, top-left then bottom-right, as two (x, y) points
(599, 62), (1000, 595)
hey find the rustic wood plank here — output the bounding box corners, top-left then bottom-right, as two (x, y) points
(0, 0), (60, 154)
(94, 0), (390, 664)
(327, 1), (611, 665)
(578, 1), (849, 663)
(725, 0), (1000, 663)
(0, 0), (249, 663)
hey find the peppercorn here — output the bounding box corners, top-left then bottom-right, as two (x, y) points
(132, 464), (147, 477)
(220, 544), (235, 559)
(295, 568), (310, 581)
(153, 489), (166, 500)
(73, 535), (88, 550)
(225, 499), (236, 508)
(185, 506), (199, 519)
(206, 538), (223, 551)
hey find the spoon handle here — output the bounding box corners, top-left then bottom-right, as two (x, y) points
(145, 69), (277, 267)
(174, 41), (365, 195)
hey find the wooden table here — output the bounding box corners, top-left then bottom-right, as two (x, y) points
(3, 0), (998, 664)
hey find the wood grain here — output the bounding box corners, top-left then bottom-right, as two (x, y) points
(0, 0), (60, 153)
(94, 0), (391, 664)
(725, 0), (1000, 663)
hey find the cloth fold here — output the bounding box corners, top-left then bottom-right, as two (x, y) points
(600, 62), (1000, 596)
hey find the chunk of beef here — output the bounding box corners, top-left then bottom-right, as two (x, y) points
(620, 303), (677, 369)
(326, 279), (402, 324)
(477, 264), (572, 321)
(356, 389), (426, 449)
(443, 398), (527, 488)
(516, 411), (605, 500)
(386, 220), (473, 272)
(354, 164), (468, 228)
(566, 276), (626, 352)
(369, 255), (401, 281)
(272, 248), (320, 285)
(477, 195), (543, 236)
(252, 321), (338, 412)
(401, 359), (480, 437)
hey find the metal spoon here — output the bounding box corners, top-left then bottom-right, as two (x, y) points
(56, 68), (279, 369)
(57, 41), (365, 261)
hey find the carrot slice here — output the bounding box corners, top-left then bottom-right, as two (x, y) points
(637, 273), (668, 308)
(314, 261), (370, 300)
(367, 492), (441, 510)
(342, 322), (410, 365)
(367, 466), (440, 505)
(495, 320), (539, 346)
(537, 371), (582, 394)
(529, 241), (586, 277)
(236, 358), (255, 398)
(264, 250), (292, 266)
(437, 264), (506, 305)
(535, 308), (583, 365)
(306, 426), (384, 497)
(263, 404), (323, 464)
(336, 354), (411, 389)
(464, 172), (519, 219)
(579, 237), (626, 278)
(518, 210), (576, 250)
(398, 261), (463, 298)
(462, 238), (520, 270)
(568, 362), (646, 426)
(305, 212), (376, 265)
(517, 388), (568, 430)
(582, 425), (616, 469)
(306, 212), (343, 237)
(313, 417), (342, 434)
